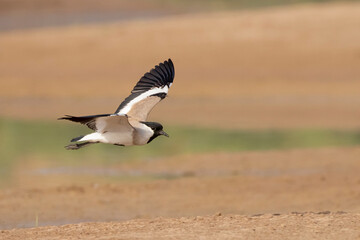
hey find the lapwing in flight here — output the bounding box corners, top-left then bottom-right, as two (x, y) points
(59, 59), (175, 150)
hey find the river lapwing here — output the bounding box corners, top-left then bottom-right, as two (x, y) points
(59, 59), (175, 150)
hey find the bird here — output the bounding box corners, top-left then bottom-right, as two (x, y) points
(58, 59), (175, 150)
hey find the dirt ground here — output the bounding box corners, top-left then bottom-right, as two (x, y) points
(1, 147), (360, 238)
(3, 212), (360, 240)
(1, 2), (360, 128)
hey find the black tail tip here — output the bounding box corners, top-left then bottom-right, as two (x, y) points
(58, 115), (73, 121)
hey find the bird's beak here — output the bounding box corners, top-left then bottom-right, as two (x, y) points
(159, 130), (169, 137)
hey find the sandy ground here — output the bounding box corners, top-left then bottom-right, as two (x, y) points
(1, 147), (360, 235)
(1, 2), (360, 128)
(3, 212), (360, 240)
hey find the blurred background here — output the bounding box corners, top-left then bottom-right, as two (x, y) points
(0, 0), (360, 229)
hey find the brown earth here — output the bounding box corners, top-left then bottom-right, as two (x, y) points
(1, 2), (360, 128)
(1, 147), (360, 236)
(3, 212), (360, 240)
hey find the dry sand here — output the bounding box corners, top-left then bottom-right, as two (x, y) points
(3, 212), (360, 240)
(1, 2), (360, 128)
(1, 147), (360, 238)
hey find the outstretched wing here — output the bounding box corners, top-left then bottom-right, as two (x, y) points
(59, 114), (134, 133)
(115, 59), (175, 121)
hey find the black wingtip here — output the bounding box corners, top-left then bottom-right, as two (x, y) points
(165, 58), (173, 69)
(165, 58), (174, 80)
(129, 58), (175, 94)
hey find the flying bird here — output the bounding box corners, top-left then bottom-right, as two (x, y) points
(59, 59), (175, 150)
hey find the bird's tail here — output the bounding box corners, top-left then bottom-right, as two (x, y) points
(65, 141), (97, 150)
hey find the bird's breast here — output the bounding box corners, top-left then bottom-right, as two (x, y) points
(132, 126), (153, 145)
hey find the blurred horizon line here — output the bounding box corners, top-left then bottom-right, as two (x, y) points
(0, 0), (358, 32)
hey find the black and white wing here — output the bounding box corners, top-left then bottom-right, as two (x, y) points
(114, 59), (175, 121)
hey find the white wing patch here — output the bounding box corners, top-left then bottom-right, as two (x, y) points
(114, 59), (174, 120)
(117, 86), (169, 115)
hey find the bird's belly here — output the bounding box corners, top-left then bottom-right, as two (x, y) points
(102, 132), (133, 146)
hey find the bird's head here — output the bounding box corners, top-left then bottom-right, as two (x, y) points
(142, 121), (169, 143)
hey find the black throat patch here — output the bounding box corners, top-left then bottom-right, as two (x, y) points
(147, 134), (159, 144)
(141, 121), (163, 144)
